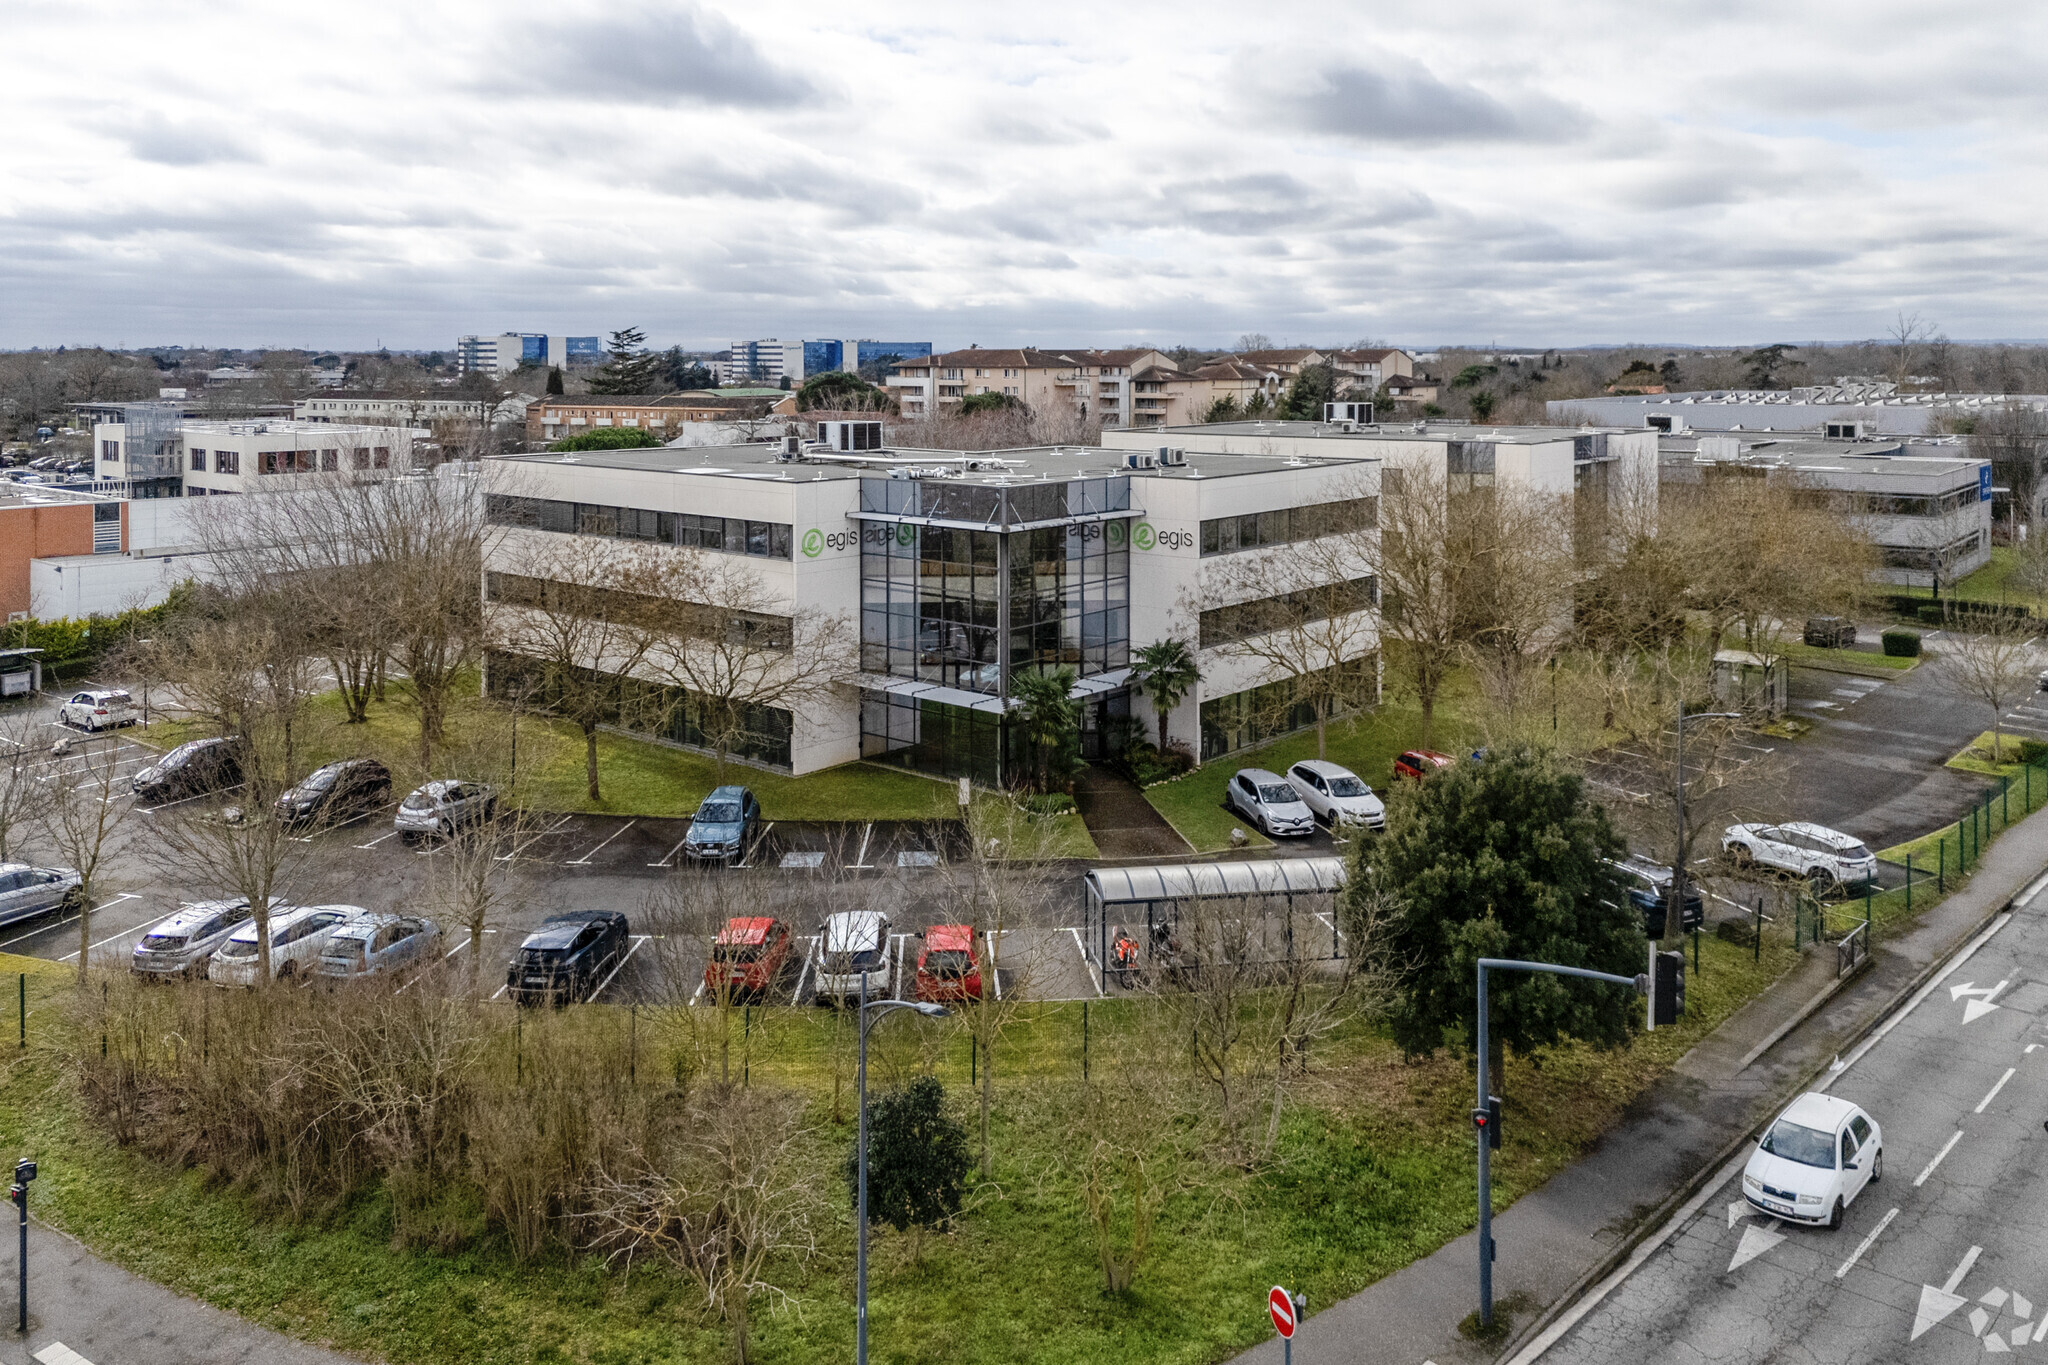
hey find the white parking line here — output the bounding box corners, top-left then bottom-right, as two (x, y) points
(134, 783), (245, 815)
(495, 815), (573, 862)
(649, 832), (694, 868)
(792, 934), (819, 1002)
(987, 927), (1007, 1001)
(1975, 1067), (2017, 1114)
(586, 935), (652, 1002)
(34, 1340), (98, 1365)
(1916, 1130), (1964, 1187)
(1068, 926), (1105, 998)
(892, 932), (908, 998)
(735, 821), (775, 869)
(0, 912), (80, 951)
(1835, 1206), (1899, 1279)
(59, 896), (150, 961)
(848, 821), (874, 870)
(354, 828), (402, 850)
(565, 819), (636, 866)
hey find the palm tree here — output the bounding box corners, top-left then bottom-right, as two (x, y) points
(1009, 667), (1080, 792)
(1132, 638), (1201, 754)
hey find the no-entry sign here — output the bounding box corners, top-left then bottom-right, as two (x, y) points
(1269, 1285), (1297, 1339)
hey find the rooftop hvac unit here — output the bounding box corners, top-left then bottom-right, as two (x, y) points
(1824, 420), (1870, 440)
(817, 419), (885, 452)
(1324, 401), (1374, 425)
(1645, 414), (1687, 433)
(1157, 446), (1187, 467)
(778, 434), (802, 461)
(1123, 451), (1158, 469)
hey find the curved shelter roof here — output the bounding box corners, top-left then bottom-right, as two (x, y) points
(1084, 857), (1347, 905)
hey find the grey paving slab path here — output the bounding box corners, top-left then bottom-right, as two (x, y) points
(1232, 798), (2048, 1365)
(2, 1217), (365, 1365)
(1072, 763), (1191, 860)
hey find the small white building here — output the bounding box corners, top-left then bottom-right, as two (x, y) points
(91, 415), (425, 498)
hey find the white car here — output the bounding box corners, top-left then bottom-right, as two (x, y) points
(1742, 1092), (1882, 1229)
(58, 689), (136, 731)
(814, 910), (891, 1003)
(208, 904), (366, 986)
(0, 863), (82, 928)
(1286, 760), (1386, 830)
(131, 898), (268, 979)
(1723, 821), (1877, 887)
(1225, 768), (1315, 837)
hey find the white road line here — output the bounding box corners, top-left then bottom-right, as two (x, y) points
(848, 821), (874, 869)
(490, 982), (508, 1000)
(1975, 1067), (2017, 1113)
(586, 935), (651, 1002)
(649, 832), (693, 868)
(34, 1341), (97, 1365)
(891, 932), (908, 999)
(1822, 912), (2012, 1084)
(987, 926), (1006, 1001)
(59, 897), (151, 961)
(1944, 1245), (1983, 1295)
(495, 815), (573, 862)
(565, 819), (636, 866)
(1068, 926), (1105, 997)
(354, 828), (401, 849)
(735, 821), (774, 869)
(442, 932), (474, 960)
(1916, 1130), (1965, 1187)
(134, 783), (246, 815)
(791, 934), (819, 1002)
(1835, 1206), (1899, 1279)
(0, 912), (80, 951)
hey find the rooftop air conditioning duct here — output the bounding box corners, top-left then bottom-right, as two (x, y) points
(816, 419), (885, 452)
(1158, 446), (1187, 467)
(1123, 451), (1158, 470)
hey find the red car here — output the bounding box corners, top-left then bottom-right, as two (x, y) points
(914, 924), (984, 1003)
(1392, 749), (1455, 782)
(703, 916), (793, 1000)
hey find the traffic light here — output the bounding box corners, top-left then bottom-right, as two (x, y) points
(1654, 950), (1685, 1026)
(1471, 1095), (1502, 1150)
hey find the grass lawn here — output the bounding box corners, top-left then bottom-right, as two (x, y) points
(1943, 729), (2048, 779)
(1954, 546), (2043, 613)
(139, 684), (960, 824)
(3, 926), (1805, 1365)
(1777, 640), (1919, 675)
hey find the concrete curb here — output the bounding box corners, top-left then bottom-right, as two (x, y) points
(1491, 887), (2017, 1365)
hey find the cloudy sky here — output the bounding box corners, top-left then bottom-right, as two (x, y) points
(5, 0), (2043, 352)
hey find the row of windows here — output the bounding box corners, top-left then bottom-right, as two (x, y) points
(1200, 496), (1378, 556)
(193, 448), (240, 474)
(859, 477), (1131, 526)
(1878, 530), (1989, 570)
(1198, 656), (1378, 762)
(486, 495), (793, 559)
(485, 572), (791, 649)
(486, 650), (792, 770)
(1198, 575), (1379, 650)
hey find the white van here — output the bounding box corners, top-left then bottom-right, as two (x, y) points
(813, 910), (892, 1004)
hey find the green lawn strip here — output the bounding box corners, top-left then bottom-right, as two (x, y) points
(1145, 703), (1467, 854)
(1953, 546), (2043, 613)
(1941, 730), (2048, 780)
(139, 686), (957, 823)
(1777, 641), (1918, 676)
(4, 932), (1802, 1365)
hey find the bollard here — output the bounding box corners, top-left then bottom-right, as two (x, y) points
(1082, 1000), (1090, 1082)
(1906, 853), (1913, 913)
(16, 974), (21, 1050)
(1753, 896), (1763, 964)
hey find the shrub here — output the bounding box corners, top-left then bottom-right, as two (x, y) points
(1111, 740), (1195, 787)
(1916, 604), (1947, 625)
(550, 426), (664, 452)
(1019, 792), (1076, 817)
(1881, 629), (1923, 657)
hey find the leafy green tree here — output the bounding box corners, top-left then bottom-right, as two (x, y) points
(1740, 344), (1798, 389)
(545, 366), (564, 396)
(587, 326), (664, 395)
(1450, 364), (1498, 390)
(1280, 361), (1339, 419)
(795, 369), (893, 412)
(660, 347), (716, 391)
(1010, 666), (1080, 791)
(1349, 745), (1640, 1063)
(1201, 394), (1242, 422)
(1132, 638), (1200, 753)
(1468, 391), (1497, 421)
(959, 390), (1022, 415)
(550, 425), (664, 452)
(846, 1075), (971, 1256)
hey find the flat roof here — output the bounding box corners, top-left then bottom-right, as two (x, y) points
(1148, 420), (1638, 445)
(0, 484), (112, 511)
(495, 440), (1373, 486)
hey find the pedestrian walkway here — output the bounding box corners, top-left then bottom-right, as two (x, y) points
(1232, 799), (2048, 1365)
(3, 1218), (361, 1365)
(1071, 763), (1190, 860)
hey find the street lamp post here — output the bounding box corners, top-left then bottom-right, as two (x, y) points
(855, 975), (946, 1365)
(1670, 701), (1742, 943)
(1474, 960), (1646, 1329)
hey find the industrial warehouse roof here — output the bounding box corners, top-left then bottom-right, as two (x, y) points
(1084, 857), (1349, 905)
(1155, 420), (1640, 444)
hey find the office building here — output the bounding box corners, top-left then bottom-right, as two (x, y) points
(526, 392), (798, 445)
(1548, 383), (2048, 439)
(92, 409), (422, 497)
(456, 334), (601, 377)
(800, 339), (935, 379)
(717, 340), (804, 386)
(296, 393), (534, 426)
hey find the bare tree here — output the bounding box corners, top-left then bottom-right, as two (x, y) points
(40, 739), (134, 983)
(0, 713), (41, 861)
(1456, 486), (1578, 744)
(1371, 463), (1470, 746)
(1936, 608), (2040, 764)
(1886, 311), (1934, 389)
(375, 471), (489, 767)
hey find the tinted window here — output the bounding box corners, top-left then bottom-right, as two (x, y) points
(1760, 1119), (1834, 1168)
(1327, 776), (1367, 797)
(1850, 1116), (1871, 1143)
(1258, 784), (1299, 805)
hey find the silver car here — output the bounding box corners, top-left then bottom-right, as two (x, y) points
(393, 780), (497, 844)
(316, 913), (442, 979)
(0, 863), (83, 929)
(208, 905), (365, 986)
(131, 898), (271, 979)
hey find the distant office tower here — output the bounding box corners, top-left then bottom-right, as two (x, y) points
(456, 334), (601, 376)
(799, 339), (934, 379)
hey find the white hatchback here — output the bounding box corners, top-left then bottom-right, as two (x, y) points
(1723, 821), (1877, 888)
(1742, 1092), (1882, 1229)
(58, 689), (136, 731)
(1225, 769), (1316, 838)
(208, 905), (367, 986)
(1286, 760), (1387, 831)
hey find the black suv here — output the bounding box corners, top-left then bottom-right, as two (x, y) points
(1802, 616), (1857, 648)
(506, 911), (631, 1006)
(132, 737), (243, 805)
(275, 758), (392, 829)
(1611, 856), (1705, 937)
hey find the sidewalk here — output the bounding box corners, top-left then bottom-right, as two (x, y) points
(1234, 799), (2048, 1365)
(3, 1218), (363, 1365)
(1072, 763), (1191, 860)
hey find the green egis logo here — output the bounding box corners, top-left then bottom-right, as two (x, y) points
(1105, 520), (1127, 547)
(897, 523), (916, 547)
(801, 529), (824, 558)
(1135, 521), (1194, 552)
(802, 527), (859, 557)
(1132, 522), (1156, 550)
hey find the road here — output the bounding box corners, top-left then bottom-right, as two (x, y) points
(1527, 883), (2048, 1365)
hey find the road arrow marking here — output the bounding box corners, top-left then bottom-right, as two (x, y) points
(1965, 998), (2004, 1023)
(1983, 1287), (2010, 1309)
(1728, 1201), (1760, 1229)
(1913, 1247), (1983, 1341)
(1950, 980), (2008, 1001)
(1985, 1328), (2010, 1352)
(1728, 1221), (1785, 1272)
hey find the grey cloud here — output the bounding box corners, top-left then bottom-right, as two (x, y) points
(1285, 57), (1587, 144)
(504, 2), (820, 109)
(119, 114), (257, 166)
(647, 154), (924, 225)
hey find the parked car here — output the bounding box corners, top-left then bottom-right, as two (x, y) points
(207, 905), (365, 985)
(131, 897), (267, 979)
(1803, 617), (1857, 648)
(814, 910), (891, 1003)
(684, 785), (762, 862)
(1723, 821), (1877, 888)
(393, 779), (496, 843)
(1392, 749), (1455, 781)
(275, 758), (392, 829)
(1225, 768), (1315, 837)
(1742, 1092), (1882, 1230)
(57, 689), (136, 731)
(914, 923), (984, 1003)
(702, 915), (794, 1000)
(1285, 759), (1386, 830)
(0, 863), (83, 929)
(506, 910), (630, 1006)
(316, 913), (442, 979)
(1609, 856), (1704, 937)
(131, 737), (242, 804)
